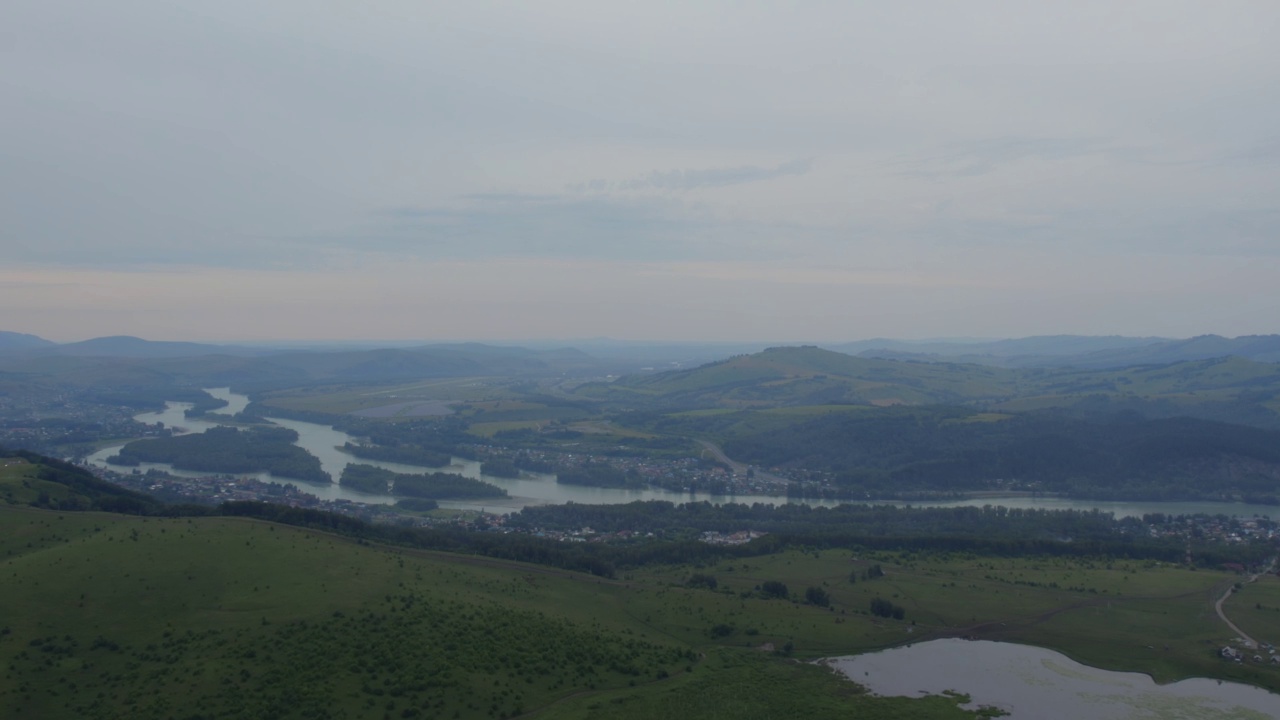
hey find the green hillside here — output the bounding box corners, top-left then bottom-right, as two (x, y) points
(0, 449), (162, 513)
(0, 502), (1006, 720)
(5, 455), (1277, 717)
(578, 346), (1021, 408)
(579, 347), (1280, 428)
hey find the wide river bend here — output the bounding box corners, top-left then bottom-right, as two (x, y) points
(86, 389), (1280, 517)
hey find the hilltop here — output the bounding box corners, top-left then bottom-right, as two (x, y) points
(0, 447), (163, 513)
(0, 341), (608, 397)
(578, 346), (1280, 426)
(577, 346), (1020, 408)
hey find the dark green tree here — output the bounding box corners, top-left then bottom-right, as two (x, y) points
(760, 581), (789, 599)
(804, 586), (830, 607)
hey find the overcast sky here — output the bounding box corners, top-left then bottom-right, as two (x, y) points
(3, 1), (1279, 342)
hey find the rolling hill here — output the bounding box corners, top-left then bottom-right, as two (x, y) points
(577, 346), (1280, 428)
(577, 346), (1022, 408)
(0, 453), (999, 720)
(0, 342), (606, 396)
(4, 450), (1279, 718)
(853, 334), (1280, 369)
(0, 331), (56, 353)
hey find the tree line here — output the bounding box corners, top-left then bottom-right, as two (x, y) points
(108, 426), (329, 484)
(339, 463), (507, 499)
(711, 406), (1280, 502)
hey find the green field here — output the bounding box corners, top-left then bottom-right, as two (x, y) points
(260, 377), (515, 415)
(468, 420), (546, 437)
(0, 506), (988, 719)
(1, 457), (125, 509)
(624, 550), (1238, 671)
(578, 348), (1280, 428)
(1224, 573), (1280, 647)
(3, 498), (1275, 719)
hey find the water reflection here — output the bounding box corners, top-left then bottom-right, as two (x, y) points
(825, 639), (1280, 719)
(83, 389), (1280, 517)
(87, 390), (833, 510)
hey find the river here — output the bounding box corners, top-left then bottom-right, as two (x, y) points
(83, 389), (1280, 517)
(824, 639), (1280, 719)
(86, 389), (847, 510)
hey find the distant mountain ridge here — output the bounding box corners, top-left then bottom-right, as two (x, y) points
(847, 334), (1280, 368)
(826, 334), (1171, 358)
(0, 333), (275, 358)
(0, 331), (57, 352)
(3, 331), (1276, 372)
(577, 345), (1280, 429)
(577, 345), (1020, 409)
(48, 335), (277, 358)
(0, 338), (612, 392)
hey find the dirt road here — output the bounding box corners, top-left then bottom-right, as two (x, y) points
(1214, 556), (1277, 647)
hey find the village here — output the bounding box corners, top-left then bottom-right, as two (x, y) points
(82, 460), (1280, 562)
(1144, 513), (1280, 547)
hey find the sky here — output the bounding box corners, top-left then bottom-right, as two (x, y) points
(3, 1), (1279, 343)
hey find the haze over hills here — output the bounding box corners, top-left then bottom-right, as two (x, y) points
(41, 335), (278, 358)
(0, 345), (604, 395)
(6, 331), (1280, 366)
(850, 334), (1280, 369)
(0, 332), (771, 373)
(0, 331), (57, 352)
(577, 345), (1280, 429)
(827, 335), (1172, 359)
(2, 331), (1278, 405)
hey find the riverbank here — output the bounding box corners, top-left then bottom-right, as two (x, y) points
(81, 389), (1280, 520)
(824, 639), (1280, 719)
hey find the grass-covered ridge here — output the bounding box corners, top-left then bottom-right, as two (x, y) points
(4, 453), (1278, 717)
(577, 347), (1280, 427)
(0, 448), (163, 513)
(0, 505), (992, 720)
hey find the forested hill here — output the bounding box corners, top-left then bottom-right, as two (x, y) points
(111, 426), (329, 484)
(576, 346), (1020, 408)
(855, 334), (1280, 369)
(0, 447), (162, 513)
(0, 342), (606, 395)
(577, 346), (1280, 428)
(714, 407), (1280, 502)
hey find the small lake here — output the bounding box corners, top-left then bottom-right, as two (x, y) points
(824, 639), (1280, 719)
(83, 389), (1280, 517)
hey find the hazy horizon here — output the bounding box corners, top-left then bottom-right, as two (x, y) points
(8, 328), (1260, 348)
(4, 2), (1278, 342)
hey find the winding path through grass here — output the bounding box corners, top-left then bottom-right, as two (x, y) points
(1216, 556), (1277, 647)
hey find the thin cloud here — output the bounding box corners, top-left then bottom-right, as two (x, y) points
(892, 137), (1107, 178)
(4, 1), (1280, 339)
(570, 158), (813, 193)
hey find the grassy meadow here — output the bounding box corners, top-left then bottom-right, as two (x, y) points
(1224, 573), (1280, 648)
(1, 505), (994, 720)
(5, 499), (1277, 718)
(259, 377), (515, 416)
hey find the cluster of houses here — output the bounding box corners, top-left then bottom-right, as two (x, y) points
(1220, 639), (1280, 665)
(508, 525), (658, 544)
(466, 444), (792, 496)
(106, 469), (323, 506)
(1147, 514), (1279, 546)
(0, 401), (167, 458)
(699, 529), (769, 545)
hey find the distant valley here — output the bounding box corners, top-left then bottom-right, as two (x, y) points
(6, 332), (1280, 718)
